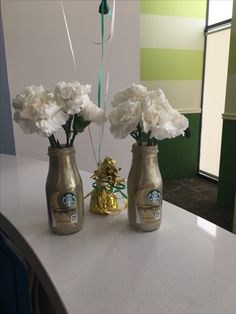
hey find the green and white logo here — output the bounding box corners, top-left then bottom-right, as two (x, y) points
(147, 190), (160, 204)
(62, 192), (76, 208)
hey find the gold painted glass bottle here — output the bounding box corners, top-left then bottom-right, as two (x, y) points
(128, 144), (163, 232)
(46, 146), (84, 235)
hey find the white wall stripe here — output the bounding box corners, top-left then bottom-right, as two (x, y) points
(179, 108), (202, 114)
(140, 14), (205, 50)
(141, 80), (202, 111)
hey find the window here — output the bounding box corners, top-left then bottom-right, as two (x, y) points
(208, 0), (233, 25)
(199, 0), (233, 179)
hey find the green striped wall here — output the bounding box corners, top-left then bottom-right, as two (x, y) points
(140, 0), (206, 179)
(218, 2), (236, 209)
(141, 0), (206, 18)
(141, 49), (204, 81)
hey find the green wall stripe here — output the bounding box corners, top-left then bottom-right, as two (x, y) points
(158, 113), (201, 180)
(141, 48), (204, 80)
(218, 120), (236, 209)
(141, 0), (207, 19)
(228, 33), (236, 75)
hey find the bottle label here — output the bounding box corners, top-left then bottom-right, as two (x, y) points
(136, 189), (161, 224)
(49, 192), (78, 227)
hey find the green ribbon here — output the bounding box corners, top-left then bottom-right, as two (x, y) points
(98, 64), (102, 108)
(97, 0), (112, 108)
(92, 180), (128, 199)
(97, 1), (113, 162)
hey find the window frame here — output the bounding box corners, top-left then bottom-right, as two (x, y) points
(198, 0), (232, 181)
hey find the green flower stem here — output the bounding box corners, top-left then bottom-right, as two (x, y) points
(56, 139), (61, 148)
(130, 132), (137, 141)
(137, 124), (143, 146)
(67, 116), (73, 147)
(48, 136), (54, 148)
(48, 134), (57, 148)
(66, 122), (71, 147)
(69, 131), (77, 147)
(147, 131), (152, 146)
(130, 127), (158, 147)
(63, 115), (74, 148)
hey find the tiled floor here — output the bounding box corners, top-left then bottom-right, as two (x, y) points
(163, 176), (234, 232)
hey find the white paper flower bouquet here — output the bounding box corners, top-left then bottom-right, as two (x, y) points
(109, 84), (189, 145)
(12, 81), (106, 148)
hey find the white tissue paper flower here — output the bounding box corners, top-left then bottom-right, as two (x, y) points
(109, 84), (146, 138)
(79, 100), (106, 125)
(158, 108), (189, 140)
(13, 112), (39, 134)
(12, 85), (68, 137)
(111, 83), (147, 108)
(54, 81), (91, 115)
(109, 84), (189, 142)
(141, 108), (160, 137)
(141, 89), (189, 140)
(33, 101), (68, 137)
(109, 101), (142, 139)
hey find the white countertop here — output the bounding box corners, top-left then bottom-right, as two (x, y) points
(1, 154), (236, 314)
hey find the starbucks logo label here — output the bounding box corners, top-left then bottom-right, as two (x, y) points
(62, 192), (76, 208)
(147, 190), (161, 204)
